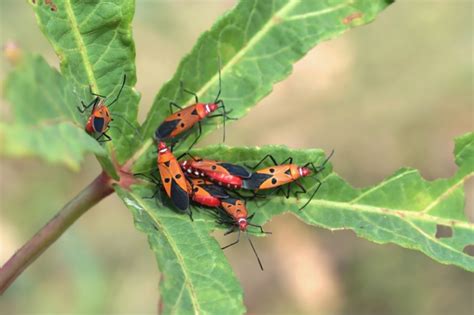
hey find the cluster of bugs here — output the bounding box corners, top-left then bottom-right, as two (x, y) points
(78, 66), (332, 270)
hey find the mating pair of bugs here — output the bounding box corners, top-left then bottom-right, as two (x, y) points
(153, 141), (332, 270)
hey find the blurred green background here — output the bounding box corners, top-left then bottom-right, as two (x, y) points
(1, 1), (473, 314)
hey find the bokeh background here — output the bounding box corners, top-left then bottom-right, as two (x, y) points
(1, 1), (473, 314)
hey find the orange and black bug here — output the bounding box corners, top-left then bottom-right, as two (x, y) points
(216, 197), (270, 271)
(157, 141), (191, 217)
(77, 75), (137, 142)
(180, 156), (252, 189)
(186, 178), (229, 208)
(242, 151), (334, 210)
(154, 61), (235, 150)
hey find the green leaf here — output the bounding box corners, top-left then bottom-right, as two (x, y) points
(137, 0), (393, 162)
(1, 54), (106, 171)
(190, 132), (474, 271)
(115, 185), (245, 315)
(30, 0), (140, 164)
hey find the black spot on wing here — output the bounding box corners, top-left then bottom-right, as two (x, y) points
(242, 173), (272, 189)
(155, 119), (180, 139)
(219, 163), (252, 178)
(170, 180), (189, 212)
(93, 117), (105, 133)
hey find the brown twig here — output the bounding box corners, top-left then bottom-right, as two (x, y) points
(0, 171), (114, 294)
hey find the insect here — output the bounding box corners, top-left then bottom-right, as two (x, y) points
(154, 60), (234, 150)
(242, 150), (334, 210)
(180, 156), (252, 189)
(186, 178), (229, 208)
(77, 75), (137, 142)
(156, 141), (191, 218)
(216, 197), (270, 271)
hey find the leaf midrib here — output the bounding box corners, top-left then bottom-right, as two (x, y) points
(296, 188), (474, 230)
(125, 191), (202, 314)
(64, 0), (99, 91)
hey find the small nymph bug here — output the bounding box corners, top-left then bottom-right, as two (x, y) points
(77, 75), (138, 142)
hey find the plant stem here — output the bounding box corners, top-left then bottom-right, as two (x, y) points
(0, 171), (114, 295)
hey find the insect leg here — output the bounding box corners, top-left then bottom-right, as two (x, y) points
(248, 223), (272, 235)
(181, 81), (199, 104)
(97, 131), (112, 143)
(224, 226), (236, 236)
(281, 156), (293, 164)
(77, 97), (99, 113)
(221, 230), (241, 250)
(299, 178), (322, 211)
(88, 85), (106, 98)
(169, 102), (183, 114)
(186, 121), (202, 152)
(246, 154), (279, 170)
(293, 180), (307, 198)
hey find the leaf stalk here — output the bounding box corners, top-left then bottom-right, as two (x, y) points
(0, 171), (114, 294)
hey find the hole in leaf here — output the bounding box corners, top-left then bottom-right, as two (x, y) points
(435, 224), (453, 238)
(463, 245), (474, 257)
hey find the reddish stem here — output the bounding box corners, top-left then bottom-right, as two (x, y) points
(0, 171), (114, 295)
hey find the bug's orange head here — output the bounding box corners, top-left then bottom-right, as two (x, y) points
(205, 103), (219, 114)
(299, 167), (312, 177)
(238, 218), (248, 231)
(157, 141), (168, 154)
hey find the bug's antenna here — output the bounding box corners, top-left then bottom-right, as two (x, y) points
(112, 113), (142, 140)
(305, 149), (335, 173)
(107, 74), (127, 107)
(214, 55), (222, 103)
(246, 232), (264, 271)
(322, 149), (335, 167)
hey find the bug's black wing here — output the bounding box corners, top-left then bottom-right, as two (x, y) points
(170, 180), (189, 212)
(241, 173), (272, 190)
(202, 184), (229, 199)
(219, 163), (252, 178)
(93, 117), (105, 133)
(155, 119), (180, 140)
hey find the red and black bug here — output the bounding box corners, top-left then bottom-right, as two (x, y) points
(216, 197), (271, 271)
(242, 150), (334, 210)
(77, 75), (137, 142)
(154, 61), (234, 150)
(156, 141), (191, 217)
(186, 178), (229, 208)
(180, 156), (252, 189)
